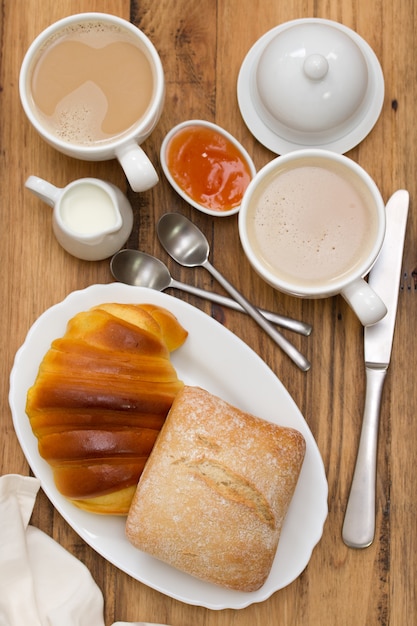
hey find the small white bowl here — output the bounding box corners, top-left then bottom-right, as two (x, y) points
(160, 119), (256, 217)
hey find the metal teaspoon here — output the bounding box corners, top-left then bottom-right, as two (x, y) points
(110, 249), (312, 336)
(157, 213), (311, 371)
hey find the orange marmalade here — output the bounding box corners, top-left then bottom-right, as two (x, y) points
(165, 125), (253, 212)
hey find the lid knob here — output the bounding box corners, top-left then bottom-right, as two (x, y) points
(303, 54), (329, 80)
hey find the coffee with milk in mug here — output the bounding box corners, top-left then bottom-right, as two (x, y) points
(29, 20), (154, 144)
(247, 158), (380, 290)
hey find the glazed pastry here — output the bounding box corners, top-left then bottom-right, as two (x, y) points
(126, 386), (306, 591)
(26, 303), (187, 515)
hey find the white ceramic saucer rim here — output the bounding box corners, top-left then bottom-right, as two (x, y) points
(237, 19), (385, 155)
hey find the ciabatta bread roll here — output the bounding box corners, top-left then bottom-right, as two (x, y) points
(126, 386), (306, 591)
(26, 303), (187, 515)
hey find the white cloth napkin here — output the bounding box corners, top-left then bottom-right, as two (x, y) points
(0, 474), (168, 626)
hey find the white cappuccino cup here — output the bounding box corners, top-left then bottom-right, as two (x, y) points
(238, 149), (387, 326)
(19, 13), (165, 192)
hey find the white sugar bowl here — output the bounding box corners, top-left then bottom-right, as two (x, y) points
(238, 18), (384, 154)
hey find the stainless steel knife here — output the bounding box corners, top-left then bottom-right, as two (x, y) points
(342, 189), (409, 548)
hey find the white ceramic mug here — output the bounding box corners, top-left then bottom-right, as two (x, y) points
(238, 149), (387, 326)
(25, 175), (134, 261)
(19, 13), (165, 192)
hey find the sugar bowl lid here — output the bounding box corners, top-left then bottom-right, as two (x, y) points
(237, 18), (384, 154)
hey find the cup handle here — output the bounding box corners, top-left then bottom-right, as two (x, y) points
(341, 278), (387, 326)
(115, 143), (159, 192)
(25, 175), (60, 207)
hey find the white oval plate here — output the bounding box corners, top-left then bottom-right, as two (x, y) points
(9, 284), (328, 610)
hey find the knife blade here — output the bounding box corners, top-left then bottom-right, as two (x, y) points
(342, 189), (409, 548)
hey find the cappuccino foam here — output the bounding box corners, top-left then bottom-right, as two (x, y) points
(249, 161), (378, 288)
(30, 21), (154, 144)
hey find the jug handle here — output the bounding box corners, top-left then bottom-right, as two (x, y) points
(25, 175), (61, 207)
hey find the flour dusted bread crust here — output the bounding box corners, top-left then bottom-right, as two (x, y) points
(26, 303), (187, 515)
(125, 386), (306, 591)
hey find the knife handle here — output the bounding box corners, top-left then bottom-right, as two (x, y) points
(342, 366), (387, 548)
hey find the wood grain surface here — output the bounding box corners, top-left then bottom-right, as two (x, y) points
(1, 1), (416, 624)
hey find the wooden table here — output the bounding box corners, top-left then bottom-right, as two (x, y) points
(1, 1), (416, 624)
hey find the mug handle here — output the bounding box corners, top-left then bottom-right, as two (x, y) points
(341, 278), (387, 326)
(116, 143), (159, 192)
